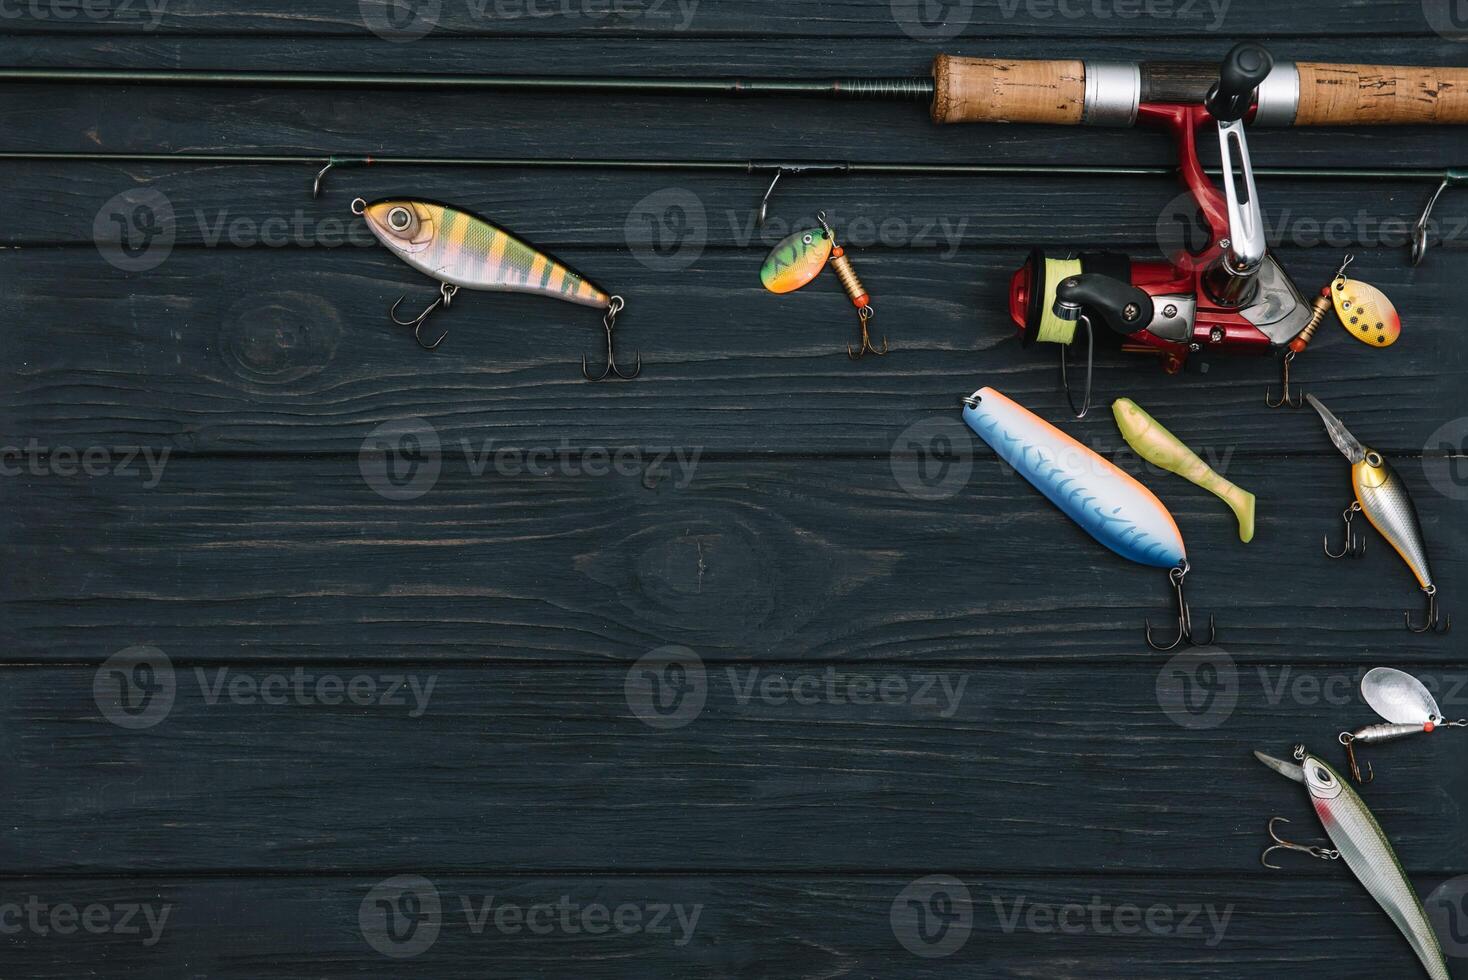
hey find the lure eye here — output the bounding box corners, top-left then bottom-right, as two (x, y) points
(387, 207), (413, 233)
(1315, 766), (1332, 784)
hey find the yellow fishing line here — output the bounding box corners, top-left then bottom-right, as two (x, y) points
(1033, 257), (1082, 345)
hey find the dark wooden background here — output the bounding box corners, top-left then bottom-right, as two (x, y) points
(3, 2), (1468, 977)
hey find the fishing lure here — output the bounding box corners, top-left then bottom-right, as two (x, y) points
(1111, 398), (1256, 543)
(1256, 745), (1449, 980)
(960, 386), (1215, 649)
(760, 211), (886, 359)
(352, 197), (639, 380)
(1267, 255), (1400, 408)
(1308, 394), (1449, 633)
(1339, 667), (1468, 784)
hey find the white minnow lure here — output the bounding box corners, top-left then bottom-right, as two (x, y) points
(960, 387), (1213, 650)
(1256, 745), (1449, 980)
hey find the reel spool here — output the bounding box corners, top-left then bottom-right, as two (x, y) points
(1009, 248), (1133, 348)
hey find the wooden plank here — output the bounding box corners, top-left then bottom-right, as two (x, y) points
(0, 873), (1458, 978)
(5, 662), (1468, 872)
(3, 457), (1463, 661)
(1, 245), (1461, 454)
(4, 78), (1468, 166)
(0, 0), (1446, 37)
(4, 161), (1462, 245)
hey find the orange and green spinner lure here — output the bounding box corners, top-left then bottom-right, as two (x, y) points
(353, 197), (638, 379)
(760, 225), (833, 293)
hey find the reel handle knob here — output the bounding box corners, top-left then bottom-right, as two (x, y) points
(1207, 42), (1275, 122)
(1054, 274), (1155, 337)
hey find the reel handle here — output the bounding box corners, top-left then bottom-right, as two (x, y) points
(1054, 275), (1154, 338)
(1206, 43), (1275, 123)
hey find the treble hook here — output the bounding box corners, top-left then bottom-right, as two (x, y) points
(1323, 501), (1367, 559)
(1411, 170), (1467, 266)
(1145, 561), (1217, 652)
(1058, 314), (1095, 419)
(847, 306), (887, 360)
(1261, 817), (1340, 870)
(390, 282), (458, 351)
(1338, 732), (1374, 785)
(313, 159), (336, 199)
(1265, 350), (1304, 409)
(582, 296), (640, 381)
(1406, 584), (1452, 634)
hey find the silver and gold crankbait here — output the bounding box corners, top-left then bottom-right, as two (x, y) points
(1308, 395), (1449, 633)
(1256, 745), (1448, 980)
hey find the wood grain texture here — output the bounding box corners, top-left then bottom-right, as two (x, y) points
(5, 662), (1468, 873)
(1, 875), (1461, 979)
(0, 0), (1448, 37)
(4, 7), (1468, 979)
(3, 458), (1463, 662)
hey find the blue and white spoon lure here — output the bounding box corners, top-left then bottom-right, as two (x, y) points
(960, 387), (1214, 650)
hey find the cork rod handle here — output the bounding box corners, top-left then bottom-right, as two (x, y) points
(1293, 62), (1468, 125)
(930, 55), (1085, 125)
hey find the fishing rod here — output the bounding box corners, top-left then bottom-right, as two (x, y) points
(7, 53), (1468, 260)
(1, 151), (1459, 250)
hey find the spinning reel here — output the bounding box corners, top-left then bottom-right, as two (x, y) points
(1010, 43), (1313, 417)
